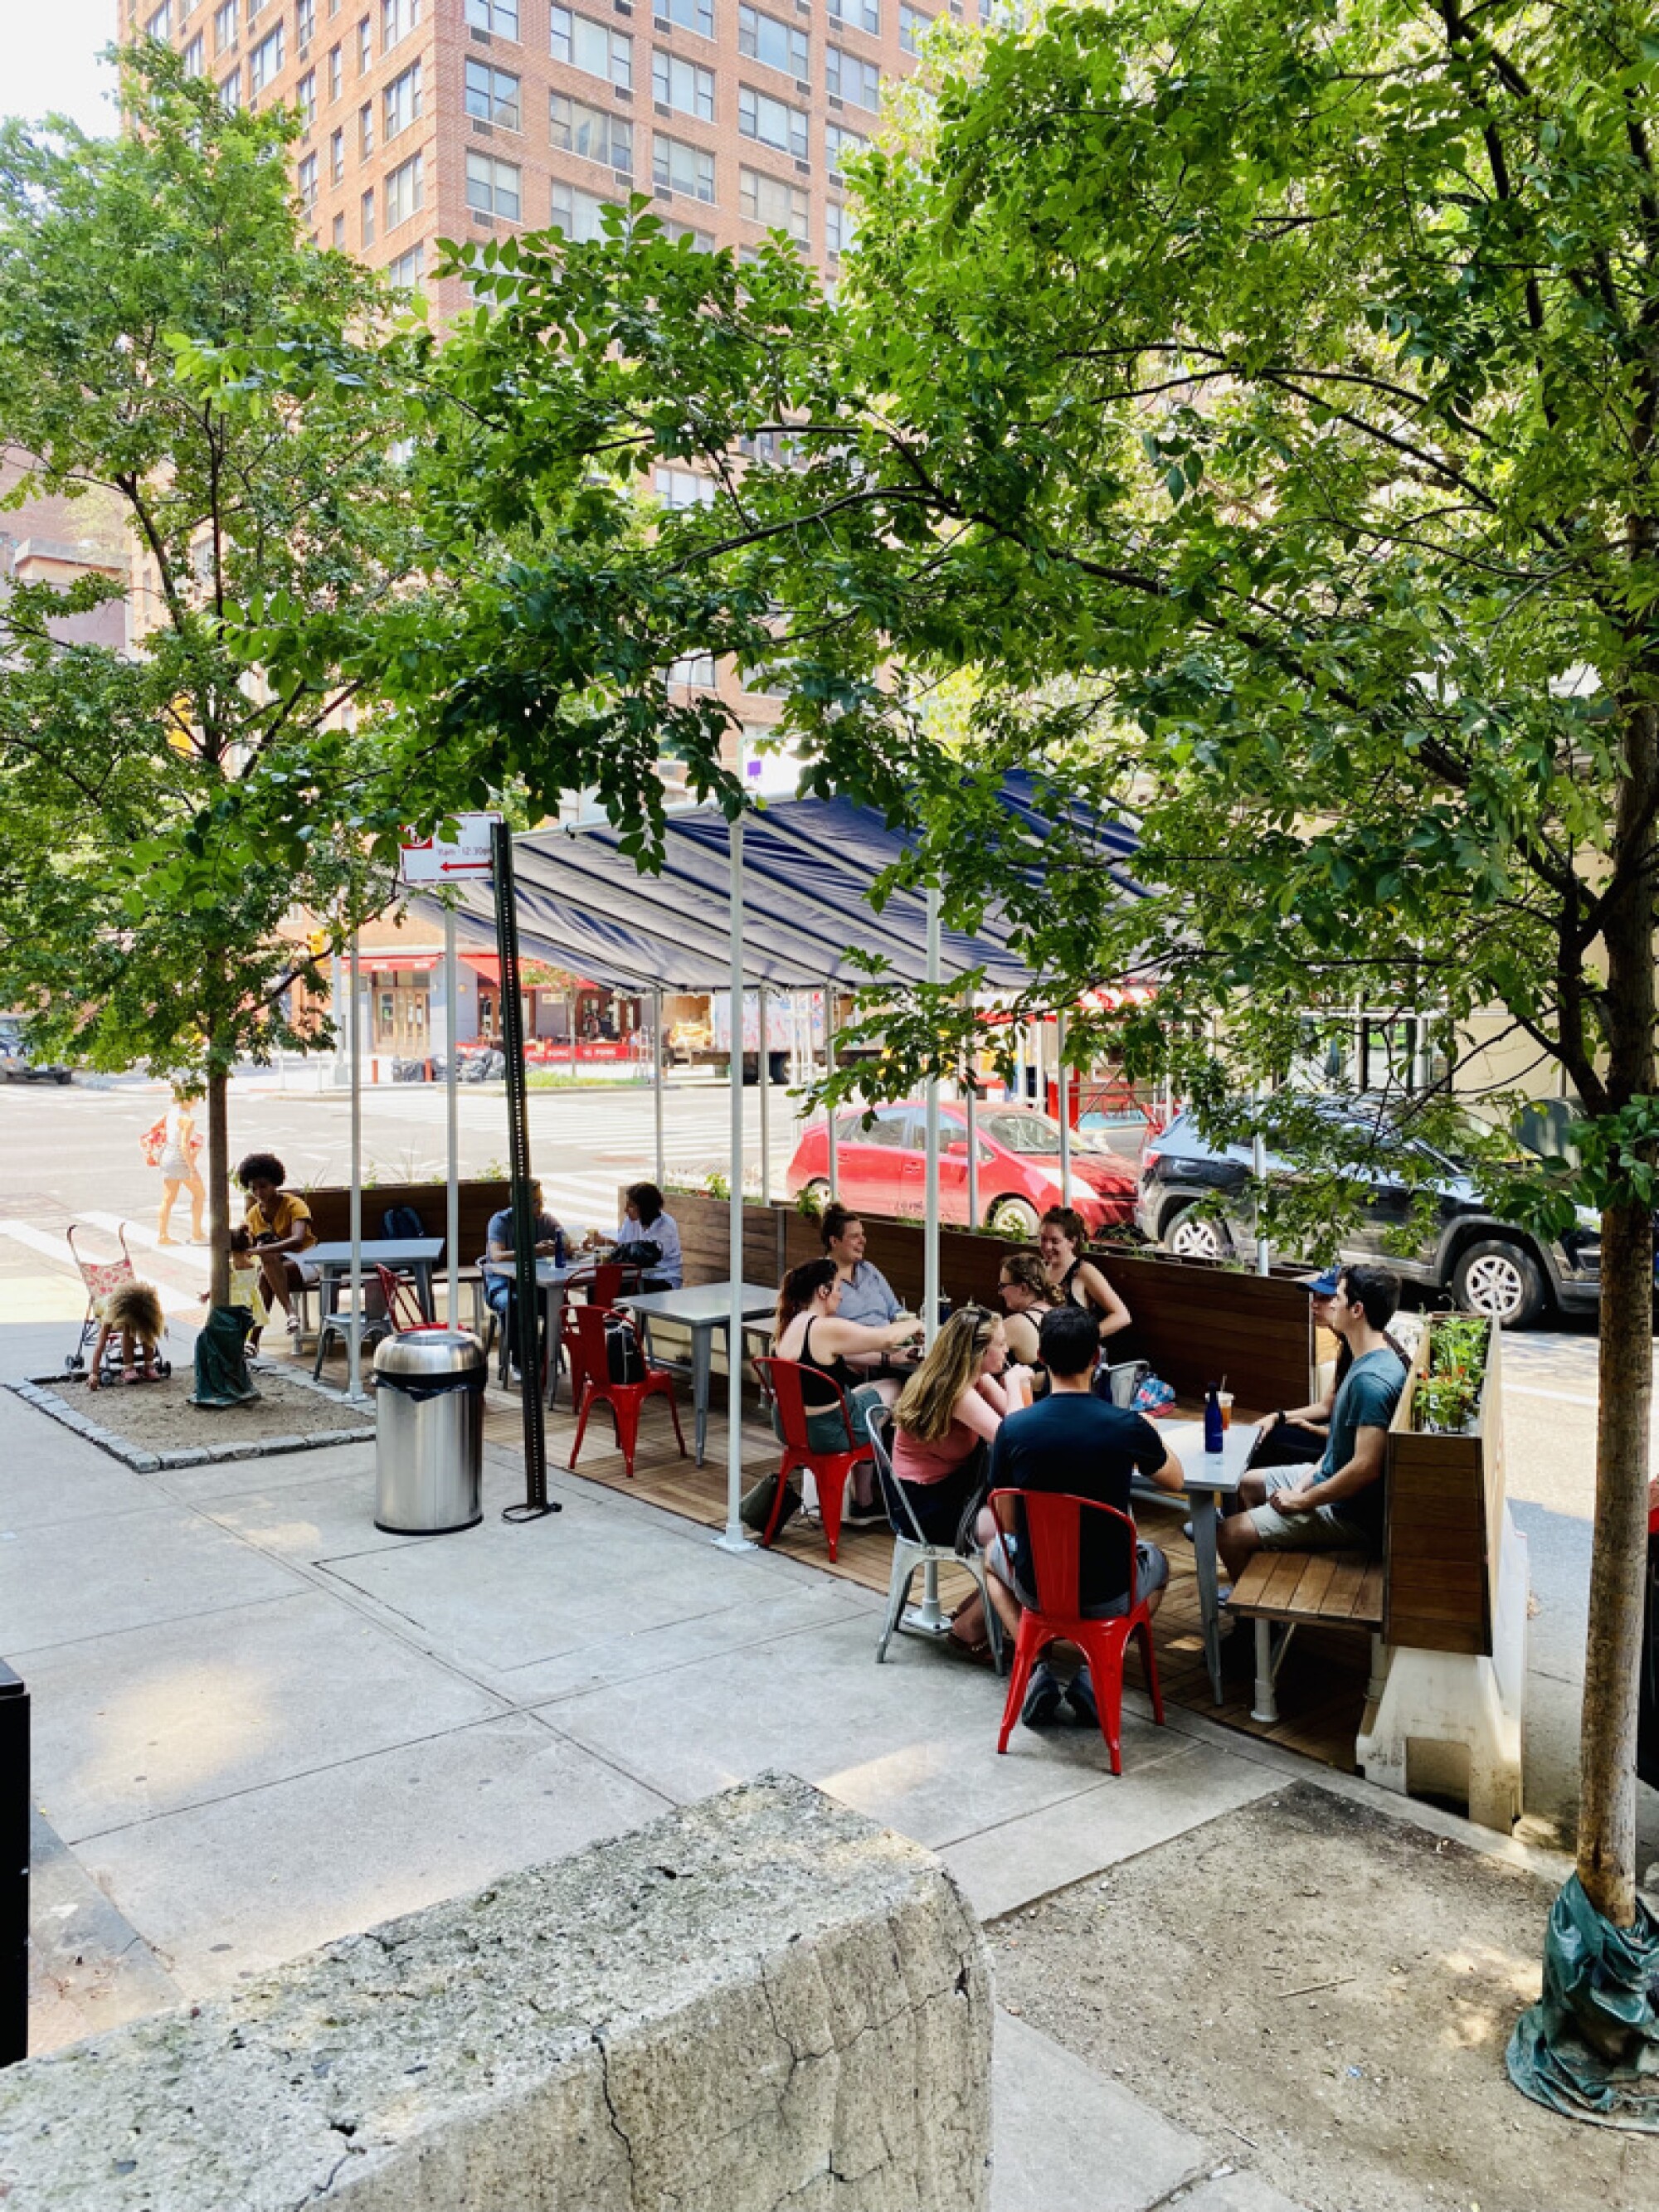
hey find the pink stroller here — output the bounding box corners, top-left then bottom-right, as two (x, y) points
(64, 1223), (172, 1382)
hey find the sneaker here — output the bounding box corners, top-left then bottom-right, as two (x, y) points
(1181, 1519), (1194, 1544)
(287, 1313), (304, 1345)
(840, 1498), (889, 1529)
(1066, 1666), (1099, 1728)
(1021, 1662), (1064, 1729)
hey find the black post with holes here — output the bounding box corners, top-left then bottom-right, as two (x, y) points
(0, 1663), (27, 2065)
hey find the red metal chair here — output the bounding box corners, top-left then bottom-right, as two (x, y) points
(988, 1488), (1165, 1774)
(752, 1356), (873, 1563)
(562, 1262), (645, 1309)
(373, 1265), (450, 1336)
(562, 1303), (685, 1478)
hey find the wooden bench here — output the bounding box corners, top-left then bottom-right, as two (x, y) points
(1228, 1548), (1386, 1726)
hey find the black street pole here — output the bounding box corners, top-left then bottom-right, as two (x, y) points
(492, 821), (558, 1522)
(0, 1663), (28, 2066)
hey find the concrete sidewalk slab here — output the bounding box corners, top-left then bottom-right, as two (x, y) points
(145, 1436), (381, 1504)
(943, 1739), (1283, 1922)
(22, 1587), (505, 1841)
(1172, 2173), (1311, 2212)
(992, 2009), (1205, 2211)
(0, 1428), (157, 1531)
(72, 1708), (670, 1996)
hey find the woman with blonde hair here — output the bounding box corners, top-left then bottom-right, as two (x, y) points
(155, 1086), (206, 1246)
(891, 1305), (1022, 1544)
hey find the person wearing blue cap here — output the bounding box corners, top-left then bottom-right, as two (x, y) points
(1248, 1266), (1409, 1471)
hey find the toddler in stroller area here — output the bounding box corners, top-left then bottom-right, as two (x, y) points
(86, 1280), (167, 1389)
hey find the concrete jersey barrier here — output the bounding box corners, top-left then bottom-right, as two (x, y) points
(0, 1774), (992, 2212)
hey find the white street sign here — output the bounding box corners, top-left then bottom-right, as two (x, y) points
(400, 812), (500, 884)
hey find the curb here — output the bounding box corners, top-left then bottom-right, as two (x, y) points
(9, 1373), (374, 1471)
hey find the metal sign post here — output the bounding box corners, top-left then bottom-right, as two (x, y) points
(492, 821), (558, 1523)
(445, 907), (460, 1330)
(347, 932), (366, 1404)
(717, 816), (752, 1553)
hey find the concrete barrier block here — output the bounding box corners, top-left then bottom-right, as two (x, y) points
(0, 1772), (990, 2212)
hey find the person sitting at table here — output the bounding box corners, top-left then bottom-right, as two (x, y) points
(820, 1203), (901, 1327)
(609, 1181), (683, 1290)
(892, 1305), (1022, 1535)
(1250, 1266), (1413, 1469)
(995, 1251), (1058, 1369)
(977, 1304), (1184, 1727)
(236, 1153), (320, 1349)
(1038, 1206), (1131, 1351)
(483, 1181), (565, 1378)
(772, 1259), (924, 1524)
(1219, 1263), (1408, 1578)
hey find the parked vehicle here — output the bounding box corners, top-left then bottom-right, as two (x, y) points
(786, 1101), (1139, 1236)
(0, 1023), (71, 1085)
(1135, 1106), (1601, 1329)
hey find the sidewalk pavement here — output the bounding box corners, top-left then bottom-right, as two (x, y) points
(12, 1390), (1604, 2210)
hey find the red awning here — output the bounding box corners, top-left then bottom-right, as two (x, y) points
(460, 952), (500, 984)
(365, 952), (441, 973)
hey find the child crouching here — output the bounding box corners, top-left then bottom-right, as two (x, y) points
(87, 1280), (167, 1389)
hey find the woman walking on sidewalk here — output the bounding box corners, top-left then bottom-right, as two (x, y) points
(154, 1087), (206, 1246)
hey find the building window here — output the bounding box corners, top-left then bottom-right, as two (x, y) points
(654, 465), (716, 509)
(384, 61), (422, 138)
(297, 153), (319, 210)
(899, 2), (929, 51)
(828, 0), (879, 29)
(825, 198), (856, 255)
(298, 0), (317, 43)
(357, 15), (371, 71)
(329, 126), (345, 180)
(361, 187), (376, 244)
(739, 164), (808, 238)
(738, 83), (807, 159)
(332, 211), (346, 246)
(359, 101), (373, 157)
(824, 121), (866, 179)
(146, 2), (173, 39)
(550, 179), (619, 241)
(825, 46), (880, 109)
(296, 70), (318, 126)
(657, 0), (713, 35)
(551, 9), (631, 90)
(249, 23), (285, 94)
(182, 32), (206, 75)
(653, 132), (715, 203)
(385, 148), (424, 227)
(466, 60), (522, 129)
(328, 42), (343, 98)
(387, 241), (424, 289)
(738, 5), (808, 77)
(220, 67), (243, 109)
(551, 92), (630, 169)
(669, 651), (718, 687)
(382, 0), (421, 49)
(663, 216), (714, 250)
(466, 0), (518, 32)
(466, 150), (522, 219)
(213, 1), (236, 55)
(652, 51), (715, 121)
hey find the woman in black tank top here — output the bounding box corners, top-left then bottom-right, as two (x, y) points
(772, 1261), (925, 1506)
(1038, 1207), (1132, 1354)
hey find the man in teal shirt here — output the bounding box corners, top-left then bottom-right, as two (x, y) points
(1219, 1264), (1408, 1578)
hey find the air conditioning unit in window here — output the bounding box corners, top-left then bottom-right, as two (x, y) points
(470, 24), (491, 41)
(614, 0), (633, 12)
(472, 211), (494, 226)
(795, 78), (810, 95)
(828, 94), (843, 108)
(653, 12), (670, 25)
(615, 85), (632, 100)
(613, 165), (632, 183)
(472, 117), (493, 134)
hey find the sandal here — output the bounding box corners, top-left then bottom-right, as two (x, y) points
(943, 1629), (995, 1667)
(121, 1366), (139, 1385)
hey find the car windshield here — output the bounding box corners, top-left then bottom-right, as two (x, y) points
(980, 1110), (1112, 1157)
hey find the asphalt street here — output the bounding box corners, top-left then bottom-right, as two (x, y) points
(0, 1069), (1652, 1860)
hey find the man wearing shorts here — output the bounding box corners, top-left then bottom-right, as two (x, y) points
(1219, 1262), (1407, 1581)
(980, 1304), (1185, 1727)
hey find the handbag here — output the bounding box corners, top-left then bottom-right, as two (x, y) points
(604, 1316), (647, 1384)
(609, 1237), (662, 1271)
(740, 1471), (802, 1534)
(139, 1117), (167, 1167)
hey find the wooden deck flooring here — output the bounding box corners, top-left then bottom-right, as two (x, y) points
(480, 1378), (1373, 1773)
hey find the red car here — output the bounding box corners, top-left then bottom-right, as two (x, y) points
(786, 1101), (1138, 1237)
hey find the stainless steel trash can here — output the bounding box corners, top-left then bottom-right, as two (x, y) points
(373, 1330), (485, 1534)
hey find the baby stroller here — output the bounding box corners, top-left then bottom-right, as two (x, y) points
(64, 1223), (172, 1383)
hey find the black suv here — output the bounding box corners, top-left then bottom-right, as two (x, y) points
(0, 1025), (71, 1086)
(1135, 1107), (1601, 1329)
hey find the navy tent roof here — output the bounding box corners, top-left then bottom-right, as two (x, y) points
(419, 774), (1142, 994)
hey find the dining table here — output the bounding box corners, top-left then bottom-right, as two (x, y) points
(615, 1281), (781, 1465)
(308, 1237), (445, 1325)
(1131, 1414), (1258, 1705)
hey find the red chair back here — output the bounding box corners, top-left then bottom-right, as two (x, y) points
(373, 1264), (435, 1334)
(754, 1355), (856, 1453)
(561, 1301), (684, 1477)
(565, 1262), (645, 1309)
(988, 1488), (1142, 1620)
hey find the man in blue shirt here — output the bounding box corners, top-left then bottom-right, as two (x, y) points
(482, 1181), (563, 1378)
(1219, 1262), (1408, 1578)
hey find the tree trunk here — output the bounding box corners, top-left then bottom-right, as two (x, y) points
(206, 1061), (231, 1310)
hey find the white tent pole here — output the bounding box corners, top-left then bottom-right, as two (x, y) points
(825, 982), (839, 1200)
(924, 887), (941, 1349)
(652, 986), (666, 1188)
(1254, 1099), (1272, 1276)
(445, 907), (460, 1331)
(717, 816), (752, 1553)
(348, 931), (365, 1402)
(758, 984), (771, 1204)
(1058, 1005), (1072, 1206)
(964, 989), (980, 1231)
(1034, 1015), (1045, 1116)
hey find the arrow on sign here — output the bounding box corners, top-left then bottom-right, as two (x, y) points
(440, 860), (493, 873)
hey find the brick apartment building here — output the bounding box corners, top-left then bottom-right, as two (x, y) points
(132, 0), (978, 304)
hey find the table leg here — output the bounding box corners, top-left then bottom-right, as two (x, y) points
(1190, 1490), (1224, 1705)
(542, 1283), (566, 1409)
(414, 1262), (435, 1324)
(692, 1324), (713, 1466)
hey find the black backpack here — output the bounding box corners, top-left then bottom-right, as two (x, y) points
(605, 1316), (647, 1384)
(382, 1204), (426, 1242)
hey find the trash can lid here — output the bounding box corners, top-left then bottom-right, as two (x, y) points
(373, 1328), (486, 1378)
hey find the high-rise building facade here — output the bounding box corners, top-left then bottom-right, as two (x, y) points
(132, 0), (978, 310)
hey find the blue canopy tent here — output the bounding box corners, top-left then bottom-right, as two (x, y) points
(412, 774), (1146, 1552)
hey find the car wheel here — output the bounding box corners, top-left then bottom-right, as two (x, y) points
(1452, 1240), (1547, 1329)
(54, 1071), (71, 1086)
(986, 1195), (1040, 1239)
(801, 1178), (831, 1209)
(1165, 1204), (1230, 1262)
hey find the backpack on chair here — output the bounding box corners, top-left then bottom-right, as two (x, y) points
(604, 1315), (647, 1384)
(382, 1203), (426, 1242)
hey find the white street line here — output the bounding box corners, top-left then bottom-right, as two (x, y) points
(1506, 1383), (1598, 1408)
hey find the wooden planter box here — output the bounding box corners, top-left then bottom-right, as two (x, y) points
(1384, 1322), (1506, 1656)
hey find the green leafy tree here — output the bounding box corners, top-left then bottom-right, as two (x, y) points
(0, 51), (415, 1302)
